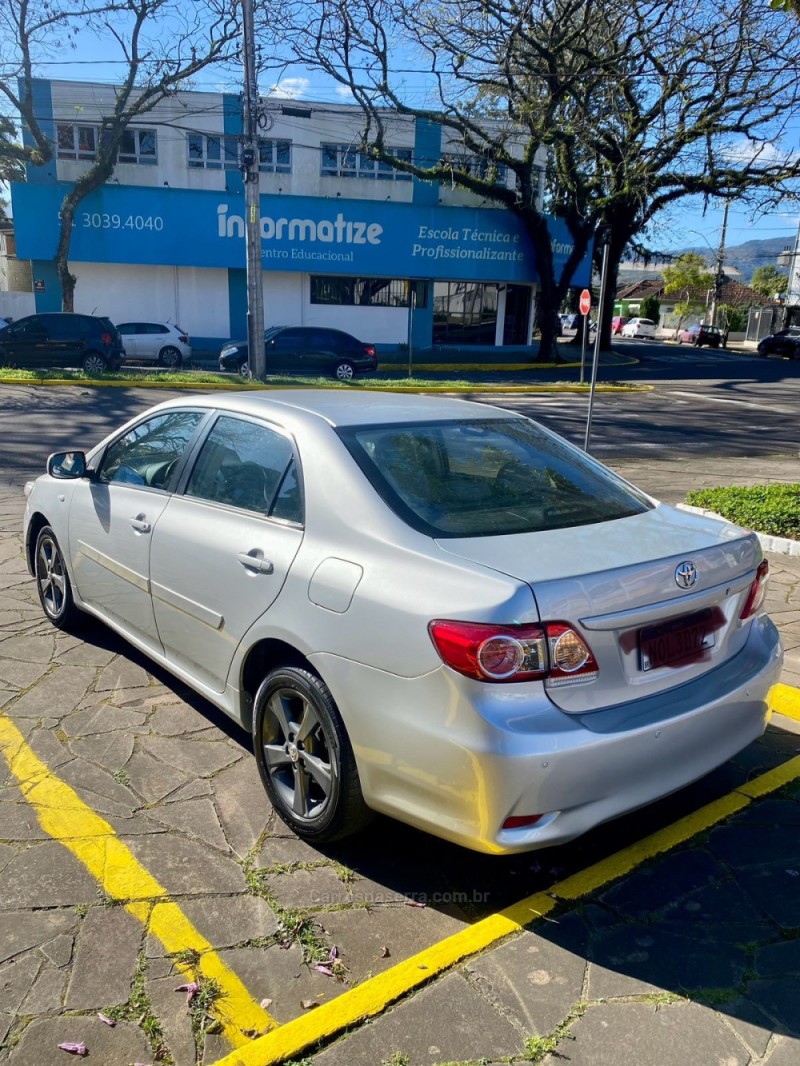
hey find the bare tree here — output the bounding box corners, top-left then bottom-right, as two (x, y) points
(265, 0), (800, 358)
(1, 0), (239, 308)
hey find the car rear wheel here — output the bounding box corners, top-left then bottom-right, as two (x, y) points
(82, 352), (108, 375)
(159, 345), (183, 369)
(253, 666), (372, 843)
(334, 360), (355, 382)
(35, 526), (81, 630)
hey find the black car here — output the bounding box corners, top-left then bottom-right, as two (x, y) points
(679, 323), (723, 348)
(219, 325), (378, 381)
(0, 312), (125, 373)
(757, 327), (800, 360)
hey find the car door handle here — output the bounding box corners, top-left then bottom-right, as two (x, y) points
(130, 514), (151, 533)
(237, 550), (274, 574)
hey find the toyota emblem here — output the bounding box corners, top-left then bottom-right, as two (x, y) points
(675, 561), (698, 589)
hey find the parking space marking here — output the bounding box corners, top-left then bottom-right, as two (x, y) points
(0, 713), (276, 1047)
(212, 687), (800, 1066)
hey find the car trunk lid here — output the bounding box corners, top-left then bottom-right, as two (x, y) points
(435, 504), (762, 713)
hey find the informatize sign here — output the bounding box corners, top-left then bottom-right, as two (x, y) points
(11, 183), (592, 287)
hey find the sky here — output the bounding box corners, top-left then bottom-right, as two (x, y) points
(8, 26), (800, 268)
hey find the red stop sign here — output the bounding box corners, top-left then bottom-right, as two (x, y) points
(579, 289), (591, 315)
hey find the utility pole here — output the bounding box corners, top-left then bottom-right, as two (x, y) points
(241, 0), (265, 379)
(710, 201), (730, 328)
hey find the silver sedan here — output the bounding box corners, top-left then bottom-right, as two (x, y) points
(23, 391), (782, 854)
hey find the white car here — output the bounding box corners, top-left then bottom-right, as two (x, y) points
(116, 321), (191, 367)
(23, 392), (781, 854)
(621, 317), (656, 339)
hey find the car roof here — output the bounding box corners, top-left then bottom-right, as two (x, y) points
(149, 389), (515, 429)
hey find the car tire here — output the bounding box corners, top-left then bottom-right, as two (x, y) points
(34, 526), (82, 630)
(334, 361), (356, 382)
(82, 352), (108, 375)
(158, 345), (183, 369)
(253, 666), (372, 843)
(239, 359), (250, 377)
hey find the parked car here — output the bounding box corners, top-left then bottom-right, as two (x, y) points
(219, 325), (378, 380)
(560, 313), (579, 330)
(678, 324), (723, 348)
(0, 312), (124, 373)
(116, 322), (191, 368)
(621, 317), (656, 339)
(757, 326), (800, 360)
(24, 392), (781, 854)
(611, 316), (629, 335)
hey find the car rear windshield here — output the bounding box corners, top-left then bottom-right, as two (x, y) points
(339, 418), (652, 537)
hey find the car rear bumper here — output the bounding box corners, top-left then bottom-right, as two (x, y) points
(313, 613), (782, 854)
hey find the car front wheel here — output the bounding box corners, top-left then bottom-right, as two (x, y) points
(35, 526), (81, 630)
(82, 352), (108, 375)
(159, 345), (183, 369)
(239, 359), (250, 377)
(334, 361), (356, 382)
(253, 666), (372, 843)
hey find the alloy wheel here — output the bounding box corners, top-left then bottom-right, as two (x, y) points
(36, 533), (67, 620)
(260, 687), (335, 822)
(82, 353), (108, 375)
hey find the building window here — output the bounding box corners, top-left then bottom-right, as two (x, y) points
(56, 123), (158, 164)
(320, 144), (412, 181)
(187, 133), (239, 170)
(187, 134), (291, 173)
(441, 152), (507, 185)
(57, 124), (97, 160)
(118, 128), (157, 165)
(257, 139), (291, 173)
(310, 276), (428, 308)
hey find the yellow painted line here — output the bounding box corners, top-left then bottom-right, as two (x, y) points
(771, 682), (800, 722)
(213, 684), (800, 1066)
(0, 714), (275, 1046)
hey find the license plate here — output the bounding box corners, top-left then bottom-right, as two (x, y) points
(639, 608), (716, 671)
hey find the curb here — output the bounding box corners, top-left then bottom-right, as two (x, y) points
(677, 503), (800, 557)
(0, 377), (651, 394)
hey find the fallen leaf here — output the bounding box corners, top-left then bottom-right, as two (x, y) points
(329, 944), (339, 962)
(97, 1013), (116, 1027)
(380, 945), (391, 958)
(301, 999), (319, 1010)
(405, 899), (426, 908)
(58, 1044), (87, 1057)
(260, 998), (273, 1010)
(314, 964), (336, 977)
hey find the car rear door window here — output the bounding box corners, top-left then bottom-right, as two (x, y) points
(185, 415), (301, 520)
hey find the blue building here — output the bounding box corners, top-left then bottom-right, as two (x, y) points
(11, 79), (590, 352)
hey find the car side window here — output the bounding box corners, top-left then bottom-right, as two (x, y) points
(98, 410), (204, 488)
(117, 323), (135, 336)
(185, 415), (301, 520)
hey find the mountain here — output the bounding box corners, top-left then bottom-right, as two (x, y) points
(680, 235), (794, 282)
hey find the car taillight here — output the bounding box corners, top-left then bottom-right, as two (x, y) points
(364, 345), (376, 358)
(428, 620), (598, 685)
(740, 560), (769, 620)
(101, 332), (112, 345)
(178, 335), (188, 344)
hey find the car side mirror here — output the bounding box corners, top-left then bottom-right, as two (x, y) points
(47, 450), (88, 479)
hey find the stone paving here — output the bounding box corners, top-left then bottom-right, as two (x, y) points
(1, 454), (800, 1066)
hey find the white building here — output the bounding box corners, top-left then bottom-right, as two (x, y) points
(11, 79), (589, 352)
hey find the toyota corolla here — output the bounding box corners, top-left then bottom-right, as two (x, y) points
(23, 392), (782, 854)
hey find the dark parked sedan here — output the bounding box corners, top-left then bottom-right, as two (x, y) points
(678, 324), (723, 348)
(0, 312), (125, 372)
(219, 325), (378, 381)
(757, 327), (800, 360)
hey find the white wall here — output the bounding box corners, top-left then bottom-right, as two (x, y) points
(261, 271), (411, 344)
(0, 291), (35, 320)
(71, 262), (229, 338)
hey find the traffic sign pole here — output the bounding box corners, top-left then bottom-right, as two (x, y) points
(584, 238), (611, 452)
